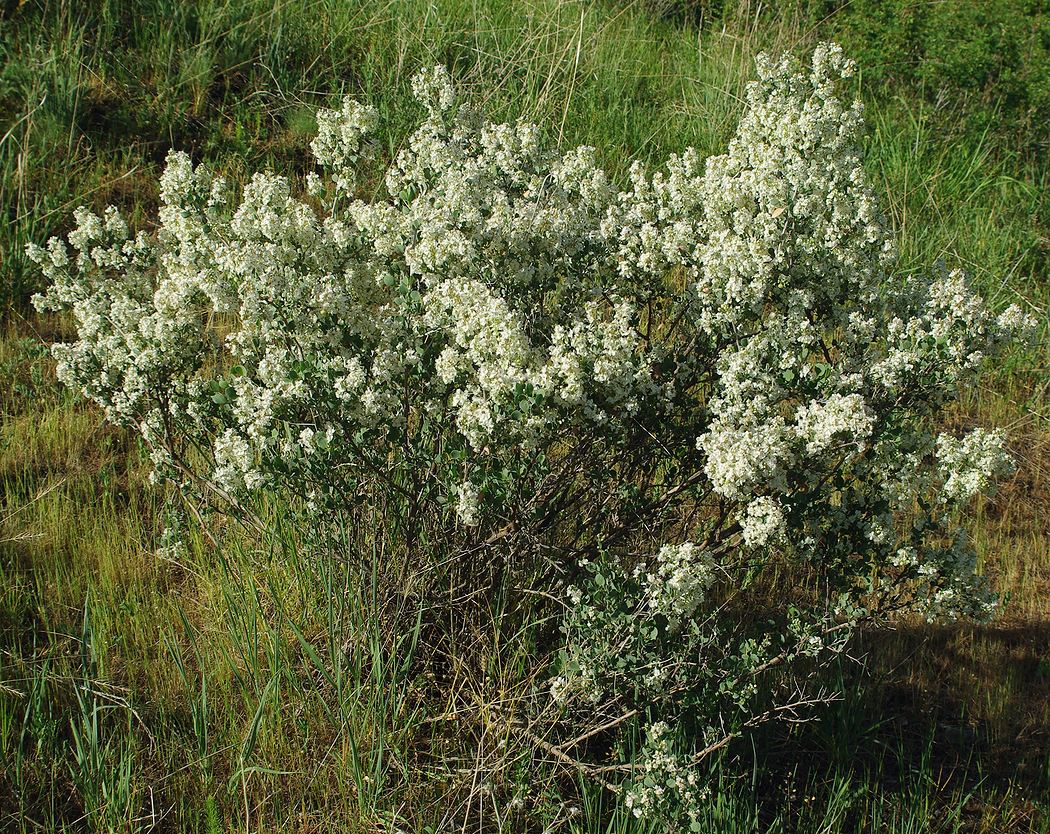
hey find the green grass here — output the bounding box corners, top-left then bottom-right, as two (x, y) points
(1, 0), (1048, 830)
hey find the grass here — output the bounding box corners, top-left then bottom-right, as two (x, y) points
(0, 0), (1048, 830)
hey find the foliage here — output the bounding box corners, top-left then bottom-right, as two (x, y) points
(804, 0), (1050, 153)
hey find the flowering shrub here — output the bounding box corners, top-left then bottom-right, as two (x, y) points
(30, 44), (1033, 824)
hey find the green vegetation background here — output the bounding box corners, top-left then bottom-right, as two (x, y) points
(0, 0), (1047, 831)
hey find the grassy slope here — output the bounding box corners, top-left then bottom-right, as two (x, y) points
(0, 0), (1047, 831)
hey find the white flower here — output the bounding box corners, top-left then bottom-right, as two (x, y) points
(623, 721), (708, 824)
(936, 428), (1014, 503)
(699, 415), (791, 500)
(213, 429), (264, 493)
(311, 96), (378, 192)
(454, 481), (481, 526)
(645, 543), (714, 626)
(741, 496), (786, 547)
(793, 392), (874, 455)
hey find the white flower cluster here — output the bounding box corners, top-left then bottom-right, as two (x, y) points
(623, 722), (707, 826)
(642, 542), (715, 627)
(454, 481), (481, 527)
(936, 429), (1014, 503)
(311, 96), (377, 192)
(740, 496), (786, 547)
(793, 393), (874, 456)
(699, 411), (792, 500)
